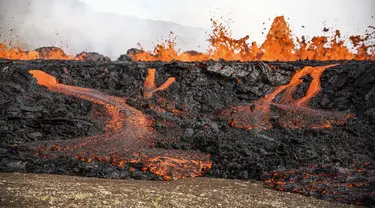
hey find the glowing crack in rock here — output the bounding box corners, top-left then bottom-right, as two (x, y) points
(219, 64), (355, 131)
(28, 70), (211, 180)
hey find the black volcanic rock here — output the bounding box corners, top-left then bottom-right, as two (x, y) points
(182, 50), (203, 56)
(127, 48), (145, 56)
(76, 52), (111, 62)
(0, 60), (374, 206)
(117, 54), (133, 62)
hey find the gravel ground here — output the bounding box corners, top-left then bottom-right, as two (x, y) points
(0, 172), (355, 208)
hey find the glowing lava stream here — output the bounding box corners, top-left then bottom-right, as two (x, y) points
(143, 68), (176, 99)
(28, 70), (211, 180)
(221, 64), (355, 131)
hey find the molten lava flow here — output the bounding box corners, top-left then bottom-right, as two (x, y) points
(263, 65), (334, 106)
(220, 64), (354, 131)
(143, 68), (176, 99)
(0, 44), (84, 60)
(28, 70), (211, 180)
(28, 70), (58, 87)
(131, 16), (375, 62)
(144, 156), (211, 181)
(135, 150), (212, 180)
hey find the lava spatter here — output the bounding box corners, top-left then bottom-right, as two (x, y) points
(2, 16), (374, 61)
(28, 70), (211, 180)
(0, 44), (83, 60)
(131, 16), (375, 62)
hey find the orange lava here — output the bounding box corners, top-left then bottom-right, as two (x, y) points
(132, 16), (375, 62)
(0, 44), (84, 60)
(28, 70), (58, 87)
(2, 16), (373, 61)
(263, 65), (335, 105)
(0, 44), (39, 60)
(143, 68), (176, 99)
(264, 162), (375, 205)
(29, 70), (211, 180)
(144, 156), (212, 180)
(220, 64), (355, 130)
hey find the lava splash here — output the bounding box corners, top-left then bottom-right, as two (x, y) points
(1, 16), (374, 61)
(219, 64), (354, 131)
(27, 70), (212, 180)
(0, 45), (84, 60)
(132, 16), (375, 62)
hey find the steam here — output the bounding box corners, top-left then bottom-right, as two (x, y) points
(0, 0), (208, 59)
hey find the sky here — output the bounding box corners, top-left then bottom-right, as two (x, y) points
(81, 0), (375, 44)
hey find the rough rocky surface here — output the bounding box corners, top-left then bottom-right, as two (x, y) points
(0, 172), (353, 208)
(0, 59), (374, 206)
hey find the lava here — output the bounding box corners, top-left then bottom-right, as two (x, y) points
(264, 162), (375, 206)
(132, 16), (375, 62)
(219, 64), (355, 130)
(2, 16), (374, 61)
(0, 44), (84, 60)
(28, 70), (211, 180)
(143, 68), (176, 99)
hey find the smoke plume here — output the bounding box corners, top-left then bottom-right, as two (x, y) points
(0, 0), (208, 59)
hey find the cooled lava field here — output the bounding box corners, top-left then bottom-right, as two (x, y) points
(0, 58), (374, 206)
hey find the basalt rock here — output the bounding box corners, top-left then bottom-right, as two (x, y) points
(117, 54), (133, 62)
(182, 50), (204, 57)
(0, 60), (374, 206)
(76, 52), (111, 62)
(127, 48), (145, 56)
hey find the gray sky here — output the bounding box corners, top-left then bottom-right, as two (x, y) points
(81, 0), (375, 43)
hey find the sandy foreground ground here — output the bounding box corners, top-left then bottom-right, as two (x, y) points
(0, 172), (354, 208)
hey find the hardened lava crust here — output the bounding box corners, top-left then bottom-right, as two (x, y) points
(0, 59), (374, 205)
